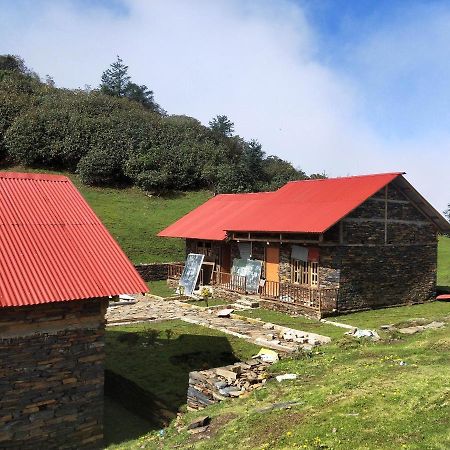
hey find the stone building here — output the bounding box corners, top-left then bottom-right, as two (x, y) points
(0, 172), (147, 449)
(159, 172), (450, 318)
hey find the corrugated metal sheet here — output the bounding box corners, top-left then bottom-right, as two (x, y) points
(158, 192), (273, 240)
(158, 173), (406, 239)
(0, 172), (148, 308)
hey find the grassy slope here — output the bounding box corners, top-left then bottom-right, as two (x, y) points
(438, 236), (450, 287)
(119, 308), (450, 450)
(105, 321), (259, 409)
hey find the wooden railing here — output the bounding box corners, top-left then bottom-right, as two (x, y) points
(167, 264), (338, 312)
(260, 281), (338, 312)
(212, 271), (247, 294)
(167, 264), (184, 280)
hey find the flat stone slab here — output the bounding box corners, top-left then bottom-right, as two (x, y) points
(398, 326), (423, 334)
(106, 295), (331, 352)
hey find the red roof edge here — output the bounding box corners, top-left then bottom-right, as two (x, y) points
(0, 172), (70, 182)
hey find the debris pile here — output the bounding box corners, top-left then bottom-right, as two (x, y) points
(187, 359), (271, 410)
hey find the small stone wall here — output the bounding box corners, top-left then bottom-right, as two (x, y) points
(258, 298), (322, 320)
(188, 360), (271, 410)
(134, 262), (182, 281)
(0, 299), (107, 449)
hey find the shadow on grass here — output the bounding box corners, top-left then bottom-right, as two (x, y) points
(104, 330), (243, 446)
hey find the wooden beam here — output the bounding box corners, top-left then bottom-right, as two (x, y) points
(343, 218), (430, 226)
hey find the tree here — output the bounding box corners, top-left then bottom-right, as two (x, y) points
(100, 56), (131, 97)
(0, 55), (27, 73)
(209, 115), (234, 137)
(100, 56), (163, 112)
(445, 204), (450, 221)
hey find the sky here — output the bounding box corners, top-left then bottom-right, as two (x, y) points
(0, 0), (448, 213)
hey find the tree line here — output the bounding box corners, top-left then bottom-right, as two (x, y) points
(0, 54), (324, 194)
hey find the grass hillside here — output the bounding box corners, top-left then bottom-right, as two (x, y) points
(438, 236), (450, 287)
(106, 303), (450, 450)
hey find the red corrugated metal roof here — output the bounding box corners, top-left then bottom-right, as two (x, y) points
(158, 192), (272, 240)
(0, 172), (148, 308)
(158, 173), (405, 239)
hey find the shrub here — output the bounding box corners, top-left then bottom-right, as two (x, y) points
(77, 147), (126, 186)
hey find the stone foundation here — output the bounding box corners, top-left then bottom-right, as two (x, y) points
(258, 299), (321, 320)
(0, 299), (107, 450)
(135, 262), (181, 281)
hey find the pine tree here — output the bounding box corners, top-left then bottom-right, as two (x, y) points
(209, 115), (234, 137)
(100, 56), (131, 97)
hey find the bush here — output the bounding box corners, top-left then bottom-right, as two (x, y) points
(77, 147), (126, 186)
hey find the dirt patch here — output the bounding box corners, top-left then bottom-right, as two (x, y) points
(247, 410), (305, 447)
(187, 413), (238, 444)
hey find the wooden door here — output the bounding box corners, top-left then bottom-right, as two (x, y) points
(264, 245), (280, 297)
(220, 244), (232, 273)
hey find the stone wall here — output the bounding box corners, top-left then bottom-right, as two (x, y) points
(258, 298), (321, 320)
(135, 262), (182, 281)
(0, 298), (107, 449)
(337, 243), (437, 312)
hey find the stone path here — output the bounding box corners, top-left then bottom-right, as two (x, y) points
(106, 295), (331, 353)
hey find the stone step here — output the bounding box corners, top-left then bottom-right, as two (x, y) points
(230, 303), (252, 310)
(235, 297), (260, 308)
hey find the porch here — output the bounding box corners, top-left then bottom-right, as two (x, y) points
(167, 264), (338, 316)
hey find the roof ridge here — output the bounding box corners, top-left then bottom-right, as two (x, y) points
(285, 172), (405, 185)
(0, 172), (70, 182)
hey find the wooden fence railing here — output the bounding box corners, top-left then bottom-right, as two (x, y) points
(167, 264), (337, 312)
(212, 271), (247, 294)
(260, 281), (338, 312)
(167, 264), (184, 280)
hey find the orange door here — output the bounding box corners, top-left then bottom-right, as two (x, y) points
(265, 245), (280, 297)
(265, 246), (280, 281)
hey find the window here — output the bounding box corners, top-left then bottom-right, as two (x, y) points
(291, 259), (318, 287)
(196, 241), (212, 256)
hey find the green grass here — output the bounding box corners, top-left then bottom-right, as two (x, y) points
(105, 320), (259, 411)
(146, 280), (177, 298)
(327, 301), (450, 329)
(104, 396), (155, 448)
(3, 166), (211, 263)
(438, 235), (450, 288)
(236, 308), (346, 340)
(120, 318), (450, 450)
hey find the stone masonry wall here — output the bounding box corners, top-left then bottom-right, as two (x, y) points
(337, 243), (437, 312)
(0, 299), (107, 449)
(135, 262), (182, 281)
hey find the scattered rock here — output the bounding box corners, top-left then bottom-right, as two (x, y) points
(423, 321), (445, 329)
(255, 400), (302, 413)
(398, 326), (422, 335)
(188, 416), (210, 430)
(217, 308), (234, 318)
(275, 373), (298, 382)
(263, 322), (275, 330)
(346, 328), (380, 340)
(188, 425), (209, 435)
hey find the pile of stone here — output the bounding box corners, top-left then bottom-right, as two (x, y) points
(188, 359), (271, 410)
(261, 322), (331, 348)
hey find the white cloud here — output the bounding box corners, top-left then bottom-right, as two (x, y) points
(0, 0), (448, 213)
